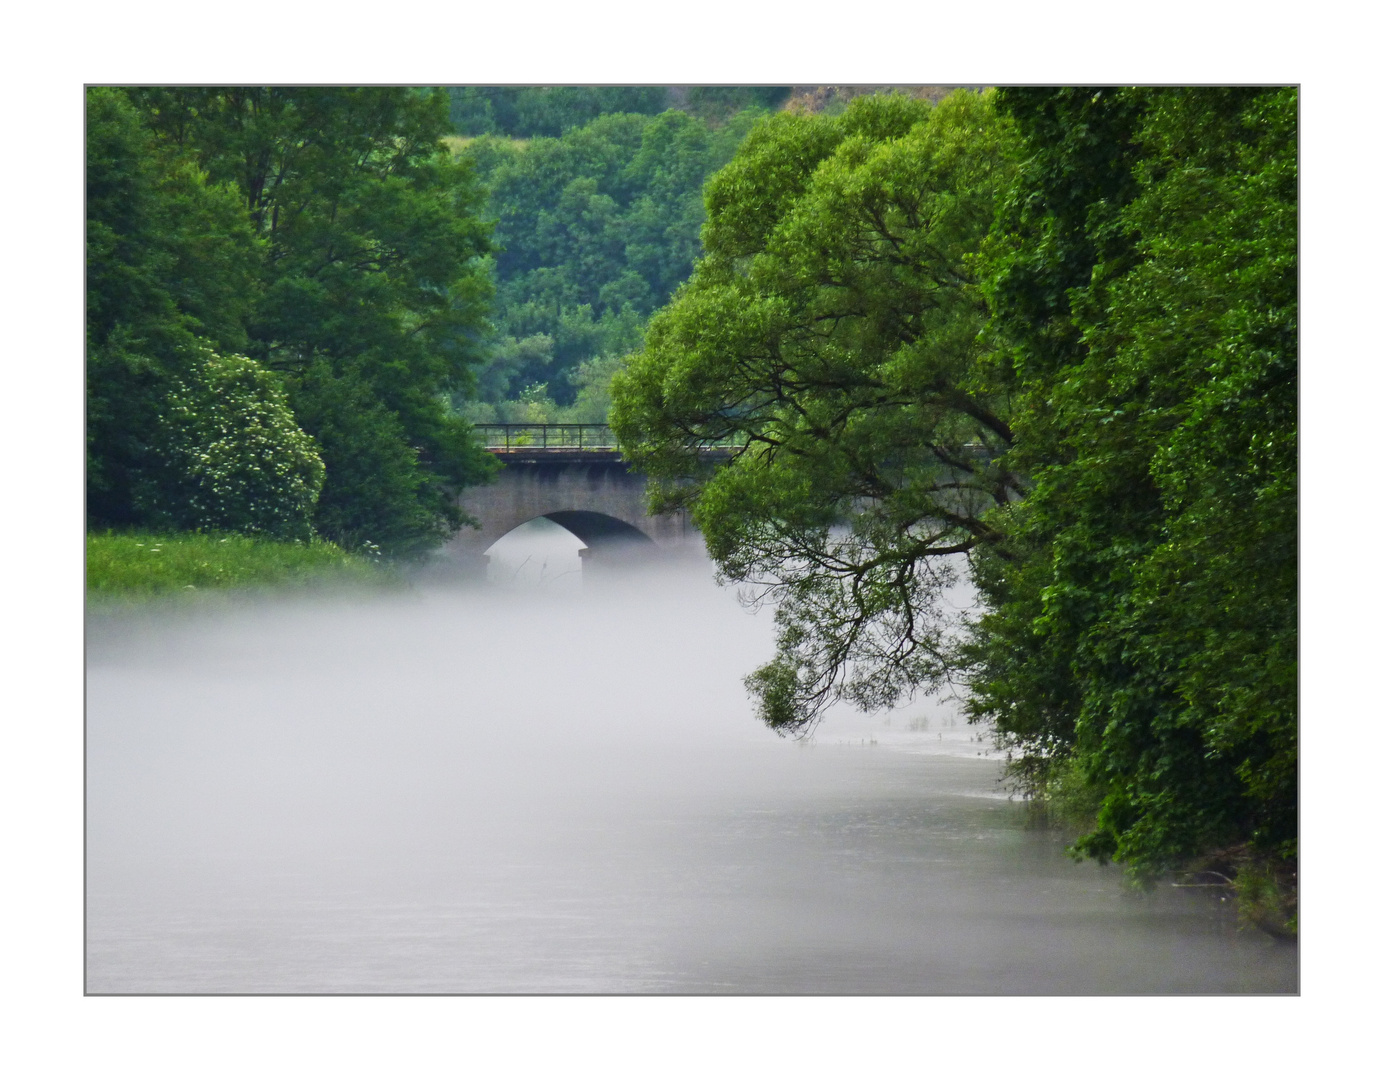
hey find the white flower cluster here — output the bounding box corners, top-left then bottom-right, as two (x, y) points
(163, 350), (325, 538)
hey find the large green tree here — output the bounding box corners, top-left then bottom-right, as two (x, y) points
(126, 87), (497, 554)
(87, 88), (323, 540)
(967, 87), (1298, 889)
(611, 91), (1019, 725)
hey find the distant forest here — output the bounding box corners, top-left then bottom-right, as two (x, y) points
(443, 87), (794, 425)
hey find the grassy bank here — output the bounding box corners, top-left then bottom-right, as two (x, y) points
(87, 531), (397, 598)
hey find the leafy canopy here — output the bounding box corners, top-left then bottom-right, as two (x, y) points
(86, 87), (320, 537)
(612, 90), (1019, 728)
(459, 105), (770, 422)
(967, 88), (1298, 879)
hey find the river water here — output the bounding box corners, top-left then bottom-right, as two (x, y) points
(86, 536), (1297, 994)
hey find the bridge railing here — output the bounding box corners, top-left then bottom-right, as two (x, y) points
(473, 423), (746, 452)
(474, 424), (617, 450)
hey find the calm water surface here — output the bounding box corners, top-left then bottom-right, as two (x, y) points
(86, 550), (1297, 994)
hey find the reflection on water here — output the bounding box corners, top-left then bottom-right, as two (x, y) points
(86, 543), (1297, 994)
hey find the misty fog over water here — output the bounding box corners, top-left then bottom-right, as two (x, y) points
(86, 532), (1297, 993)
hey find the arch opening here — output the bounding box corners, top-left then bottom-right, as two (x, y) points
(482, 511), (657, 588)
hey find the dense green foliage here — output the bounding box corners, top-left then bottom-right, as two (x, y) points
(447, 86), (791, 139)
(88, 87), (496, 556)
(613, 91), (1017, 724)
(86, 88), (280, 531)
(458, 104), (776, 421)
(158, 349), (325, 538)
(611, 87), (1298, 891)
(967, 88), (1298, 883)
(86, 531), (391, 596)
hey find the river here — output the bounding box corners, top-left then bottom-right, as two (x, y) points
(85, 531), (1297, 994)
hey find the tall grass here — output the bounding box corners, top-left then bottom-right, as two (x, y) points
(86, 531), (397, 598)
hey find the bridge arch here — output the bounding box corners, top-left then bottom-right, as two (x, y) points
(480, 511), (658, 584)
(434, 450), (695, 576)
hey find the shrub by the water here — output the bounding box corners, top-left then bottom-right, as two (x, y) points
(154, 349), (325, 540)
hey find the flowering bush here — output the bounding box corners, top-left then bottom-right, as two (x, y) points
(157, 349), (325, 539)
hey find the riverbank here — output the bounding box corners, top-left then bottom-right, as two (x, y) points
(1019, 771), (1298, 941)
(86, 531), (398, 600)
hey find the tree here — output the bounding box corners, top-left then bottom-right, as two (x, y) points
(967, 87), (1298, 889)
(611, 90), (1019, 728)
(126, 87), (497, 555)
(448, 86), (670, 138)
(463, 106), (764, 412)
(445, 87), (787, 139)
(86, 87), (272, 529)
(680, 87), (793, 124)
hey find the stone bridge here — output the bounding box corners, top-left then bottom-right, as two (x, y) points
(431, 425), (726, 576)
